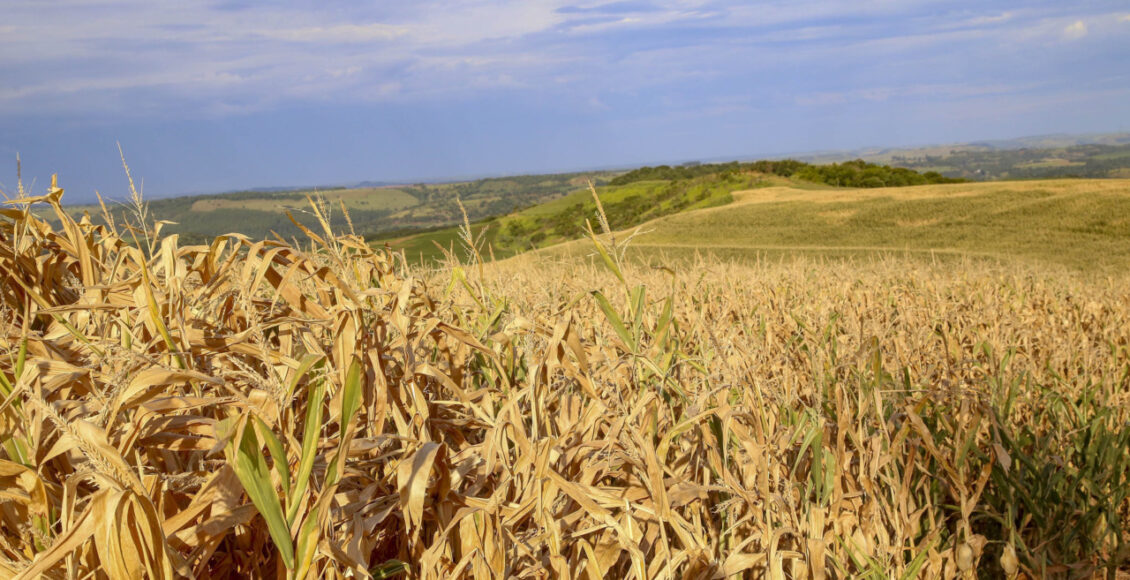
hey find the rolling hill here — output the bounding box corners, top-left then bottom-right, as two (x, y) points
(44, 171), (616, 244)
(380, 159), (964, 264)
(538, 178), (1130, 271)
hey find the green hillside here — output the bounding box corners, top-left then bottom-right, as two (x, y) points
(382, 159), (965, 264)
(541, 179), (1130, 271)
(382, 171), (774, 263)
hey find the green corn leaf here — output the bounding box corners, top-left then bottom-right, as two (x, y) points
(286, 354), (323, 398)
(16, 337), (26, 380)
(630, 284), (646, 339)
(340, 358), (363, 435)
(591, 290), (635, 353)
(655, 296), (674, 344)
(288, 371), (326, 525)
(227, 417), (295, 569)
(326, 357), (364, 488)
(372, 559), (408, 579)
(790, 415), (822, 479)
(293, 507), (323, 579)
(899, 535), (938, 580)
(586, 225), (626, 286)
(253, 415), (290, 498)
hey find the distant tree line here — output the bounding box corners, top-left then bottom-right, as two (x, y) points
(610, 159), (965, 188)
(890, 144), (1130, 180)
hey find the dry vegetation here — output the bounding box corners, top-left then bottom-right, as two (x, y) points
(1, 179), (1128, 579)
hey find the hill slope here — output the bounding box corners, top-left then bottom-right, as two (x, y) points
(382, 171), (768, 263)
(538, 179), (1130, 271)
(381, 159), (964, 264)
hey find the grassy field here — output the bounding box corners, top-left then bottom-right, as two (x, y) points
(1, 178), (1128, 578)
(393, 177), (1130, 272)
(188, 186), (419, 213)
(383, 172), (793, 263)
(534, 179), (1130, 272)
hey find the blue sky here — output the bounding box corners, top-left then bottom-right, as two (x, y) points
(2, 1), (1129, 203)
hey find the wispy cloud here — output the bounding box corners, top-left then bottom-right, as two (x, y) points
(1063, 20), (1088, 40)
(4, 0), (1130, 201)
(1, 1), (1128, 125)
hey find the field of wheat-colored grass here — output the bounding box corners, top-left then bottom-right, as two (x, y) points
(613, 179), (1130, 271)
(1, 179), (1128, 579)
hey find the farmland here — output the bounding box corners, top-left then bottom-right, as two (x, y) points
(383, 156), (966, 264)
(391, 175), (1130, 273)
(800, 133), (1130, 181)
(47, 171), (613, 245)
(187, 187), (420, 213)
(578, 179), (1130, 271)
(1, 174), (1128, 578)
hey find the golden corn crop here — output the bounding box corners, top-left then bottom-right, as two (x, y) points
(0, 180), (1127, 579)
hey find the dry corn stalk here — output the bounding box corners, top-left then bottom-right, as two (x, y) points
(0, 179), (1127, 578)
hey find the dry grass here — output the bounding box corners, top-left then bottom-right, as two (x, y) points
(610, 178), (1130, 271)
(1, 178), (1128, 579)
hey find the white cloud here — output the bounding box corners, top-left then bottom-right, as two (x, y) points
(1, 1), (1128, 120)
(1063, 20), (1088, 40)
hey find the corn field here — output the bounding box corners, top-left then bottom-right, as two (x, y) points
(1, 179), (1128, 579)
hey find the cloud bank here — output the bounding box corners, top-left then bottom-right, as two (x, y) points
(2, 0), (1125, 118)
(2, 1), (1128, 200)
